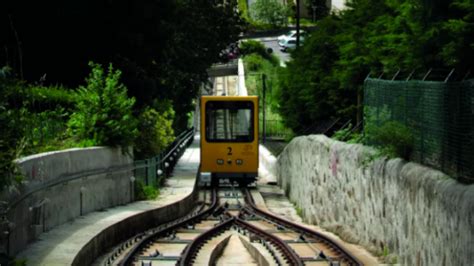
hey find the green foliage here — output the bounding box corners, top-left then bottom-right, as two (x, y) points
(1, 1), (244, 135)
(24, 85), (76, 111)
(302, 0), (330, 18)
(277, 0), (474, 136)
(134, 180), (160, 200)
(67, 62), (138, 148)
(249, 0), (290, 28)
(238, 0), (277, 30)
(14, 258), (27, 266)
(242, 46), (293, 140)
(239, 40), (280, 65)
(365, 121), (414, 160)
(0, 74), (27, 190)
(332, 124), (353, 141)
(239, 40), (268, 57)
(243, 53), (280, 100)
(278, 16), (346, 134)
(332, 123), (363, 144)
(244, 54), (265, 72)
(22, 108), (69, 153)
(135, 101), (176, 159)
(438, 0), (474, 68)
(288, 17), (318, 26)
(238, 0), (250, 21)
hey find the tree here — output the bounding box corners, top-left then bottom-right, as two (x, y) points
(250, 0), (290, 27)
(135, 101), (175, 159)
(1, 0), (244, 132)
(67, 62), (138, 148)
(439, 0), (474, 69)
(277, 0), (473, 135)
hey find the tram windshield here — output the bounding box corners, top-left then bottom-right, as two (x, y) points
(205, 101), (254, 142)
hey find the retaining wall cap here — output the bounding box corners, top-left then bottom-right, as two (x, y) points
(15, 146), (108, 163)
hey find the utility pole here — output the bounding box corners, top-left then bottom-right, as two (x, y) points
(296, 0), (300, 47)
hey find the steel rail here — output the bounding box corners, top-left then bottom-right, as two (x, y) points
(178, 217), (235, 266)
(177, 216), (303, 266)
(243, 189), (363, 266)
(235, 217), (304, 266)
(118, 187), (218, 265)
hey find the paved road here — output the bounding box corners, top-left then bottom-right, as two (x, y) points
(260, 38), (290, 66)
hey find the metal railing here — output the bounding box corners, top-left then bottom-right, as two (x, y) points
(133, 128), (195, 187)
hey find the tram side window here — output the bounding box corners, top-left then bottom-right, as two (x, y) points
(205, 101), (254, 142)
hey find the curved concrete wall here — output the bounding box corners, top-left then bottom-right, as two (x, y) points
(276, 135), (474, 265)
(238, 59), (249, 96)
(72, 186), (198, 266)
(2, 147), (133, 255)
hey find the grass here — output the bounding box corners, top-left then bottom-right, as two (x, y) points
(288, 17), (317, 26)
(243, 52), (293, 140)
(135, 180), (160, 200)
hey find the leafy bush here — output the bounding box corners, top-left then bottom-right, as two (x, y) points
(134, 180), (159, 200)
(332, 123), (364, 144)
(1, 71), (77, 158)
(332, 123), (355, 141)
(67, 62), (138, 148)
(239, 40), (279, 66)
(240, 40), (268, 57)
(249, 0), (290, 28)
(135, 101), (176, 159)
(25, 85), (76, 111)
(366, 121), (414, 160)
(22, 108), (69, 153)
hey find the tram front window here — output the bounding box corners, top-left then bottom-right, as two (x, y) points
(205, 101), (254, 142)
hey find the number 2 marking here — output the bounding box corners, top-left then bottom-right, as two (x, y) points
(227, 147), (232, 156)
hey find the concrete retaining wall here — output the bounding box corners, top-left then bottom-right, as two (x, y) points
(275, 135), (474, 265)
(2, 147), (133, 255)
(238, 59), (249, 96)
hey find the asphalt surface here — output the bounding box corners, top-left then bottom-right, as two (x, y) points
(260, 38), (291, 66)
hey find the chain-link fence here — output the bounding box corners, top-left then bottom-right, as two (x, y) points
(364, 77), (473, 183)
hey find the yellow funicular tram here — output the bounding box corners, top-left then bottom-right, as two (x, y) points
(200, 96), (259, 186)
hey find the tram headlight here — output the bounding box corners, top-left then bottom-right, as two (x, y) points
(236, 159), (243, 165)
(216, 159), (224, 165)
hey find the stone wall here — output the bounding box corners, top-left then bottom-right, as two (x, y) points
(1, 147), (133, 255)
(276, 134), (474, 265)
(258, 145), (278, 184)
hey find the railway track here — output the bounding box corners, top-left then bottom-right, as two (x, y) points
(101, 185), (362, 266)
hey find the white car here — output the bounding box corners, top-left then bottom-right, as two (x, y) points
(279, 38), (297, 52)
(277, 30), (305, 44)
(279, 37), (306, 52)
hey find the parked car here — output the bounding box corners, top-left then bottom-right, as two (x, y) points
(279, 38), (297, 52)
(277, 30), (305, 44)
(280, 37), (307, 52)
